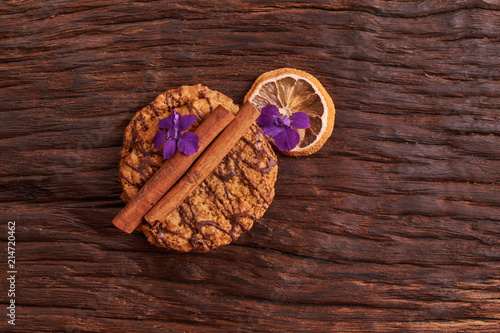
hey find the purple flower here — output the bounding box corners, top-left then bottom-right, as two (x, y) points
(257, 104), (310, 152)
(153, 110), (199, 159)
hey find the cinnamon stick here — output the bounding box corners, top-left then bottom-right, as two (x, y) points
(144, 101), (260, 226)
(112, 105), (235, 233)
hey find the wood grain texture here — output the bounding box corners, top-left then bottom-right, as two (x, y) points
(1, 0), (499, 332)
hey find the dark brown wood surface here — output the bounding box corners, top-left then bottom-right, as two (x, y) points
(1, 1), (499, 332)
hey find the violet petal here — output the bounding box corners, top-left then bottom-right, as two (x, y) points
(262, 104), (280, 116)
(162, 138), (177, 160)
(158, 112), (175, 129)
(274, 127), (300, 152)
(257, 112), (275, 128)
(178, 132), (199, 155)
(153, 130), (167, 149)
(179, 114), (196, 132)
(290, 112), (310, 129)
(257, 104), (280, 127)
(262, 124), (283, 137)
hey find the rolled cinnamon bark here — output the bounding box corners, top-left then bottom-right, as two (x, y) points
(144, 101), (260, 226)
(113, 105), (235, 233)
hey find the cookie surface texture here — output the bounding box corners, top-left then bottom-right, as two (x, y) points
(119, 84), (278, 252)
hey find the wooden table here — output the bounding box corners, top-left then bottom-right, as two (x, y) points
(1, 1), (499, 332)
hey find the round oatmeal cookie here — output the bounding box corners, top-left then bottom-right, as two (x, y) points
(119, 84), (278, 252)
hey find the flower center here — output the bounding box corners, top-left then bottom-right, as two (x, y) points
(276, 115), (291, 128)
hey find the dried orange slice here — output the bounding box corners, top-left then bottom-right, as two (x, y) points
(244, 68), (335, 156)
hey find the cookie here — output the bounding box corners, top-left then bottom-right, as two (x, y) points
(119, 84), (278, 252)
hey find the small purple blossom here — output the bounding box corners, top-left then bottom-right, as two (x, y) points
(153, 110), (199, 159)
(257, 104), (310, 152)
